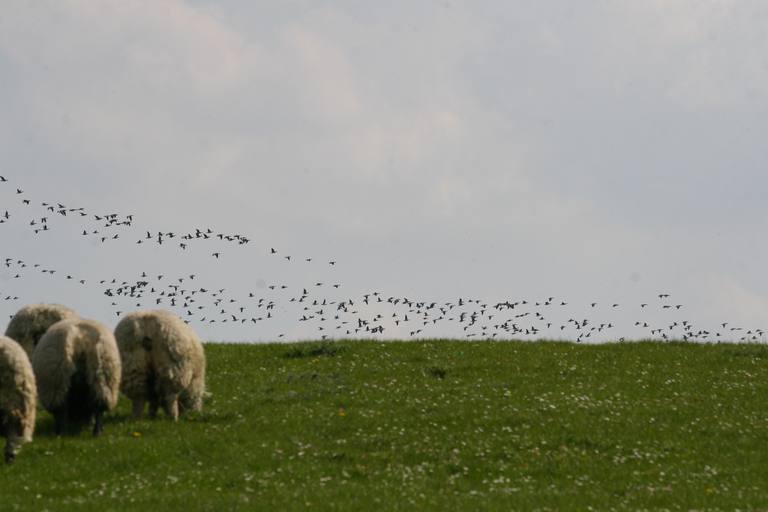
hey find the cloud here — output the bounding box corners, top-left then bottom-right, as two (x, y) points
(282, 26), (362, 119)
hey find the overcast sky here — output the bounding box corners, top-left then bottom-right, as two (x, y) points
(1, 1), (767, 342)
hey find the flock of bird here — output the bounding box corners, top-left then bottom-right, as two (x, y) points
(0, 174), (765, 343)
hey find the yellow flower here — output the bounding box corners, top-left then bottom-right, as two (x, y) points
(131, 431), (142, 438)
(338, 408), (347, 417)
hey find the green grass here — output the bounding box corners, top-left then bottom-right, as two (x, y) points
(3, 340), (768, 510)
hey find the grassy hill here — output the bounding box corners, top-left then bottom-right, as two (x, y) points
(2, 340), (768, 510)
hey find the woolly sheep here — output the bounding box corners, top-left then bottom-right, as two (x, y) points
(4, 303), (78, 357)
(114, 310), (205, 421)
(32, 318), (121, 436)
(0, 336), (36, 463)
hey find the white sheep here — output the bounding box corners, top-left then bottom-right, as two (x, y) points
(114, 310), (205, 421)
(32, 318), (121, 436)
(0, 336), (37, 463)
(4, 303), (78, 357)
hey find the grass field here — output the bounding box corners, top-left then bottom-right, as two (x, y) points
(2, 340), (768, 510)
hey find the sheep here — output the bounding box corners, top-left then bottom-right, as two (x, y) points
(114, 310), (205, 421)
(4, 303), (78, 357)
(31, 318), (121, 436)
(0, 336), (36, 463)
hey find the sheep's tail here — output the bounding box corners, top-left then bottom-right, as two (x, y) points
(32, 334), (76, 410)
(84, 326), (121, 410)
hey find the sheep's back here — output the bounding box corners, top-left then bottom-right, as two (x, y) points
(115, 312), (155, 399)
(32, 319), (120, 411)
(80, 321), (121, 409)
(139, 311), (203, 389)
(4, 304), (77, 356)
(0, 336), (37, 441)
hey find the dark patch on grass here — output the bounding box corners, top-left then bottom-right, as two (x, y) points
(283, 342), (346, 359)
(426, 366), (447, 379)
(561, 435), (610, 451)
(727, 346), (768, 359)
(285, 371), (343, 385)
(329, 451), (347, 462)
(260, 372), (345, 405)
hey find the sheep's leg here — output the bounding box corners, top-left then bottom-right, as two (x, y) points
(92, 411), (103, 437)
(132, 399), (146, 419)
(148, 399), (159, 419)
(163, 395), (179, 422)
(4, 431), (18, 464)
(53, 411), (66, 436)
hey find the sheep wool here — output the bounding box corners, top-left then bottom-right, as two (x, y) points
(0, 336), (37, 463)
(4, 303), (78, 357)
(115, 310), (205, 421)
(32, 318), (121, 436)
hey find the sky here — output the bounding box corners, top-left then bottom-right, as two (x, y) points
(0, 0), (767, 342)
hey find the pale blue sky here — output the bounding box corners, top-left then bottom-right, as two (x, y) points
(1, 1), (766, 341)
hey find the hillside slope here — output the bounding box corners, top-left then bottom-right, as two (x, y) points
(2, 340), (767, 510)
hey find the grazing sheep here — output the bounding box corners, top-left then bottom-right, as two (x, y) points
(114, 310), (205, 421)
(0, 336), (36, 463)
(4, 303), (78, 357)
(32, 318), (121, 436)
